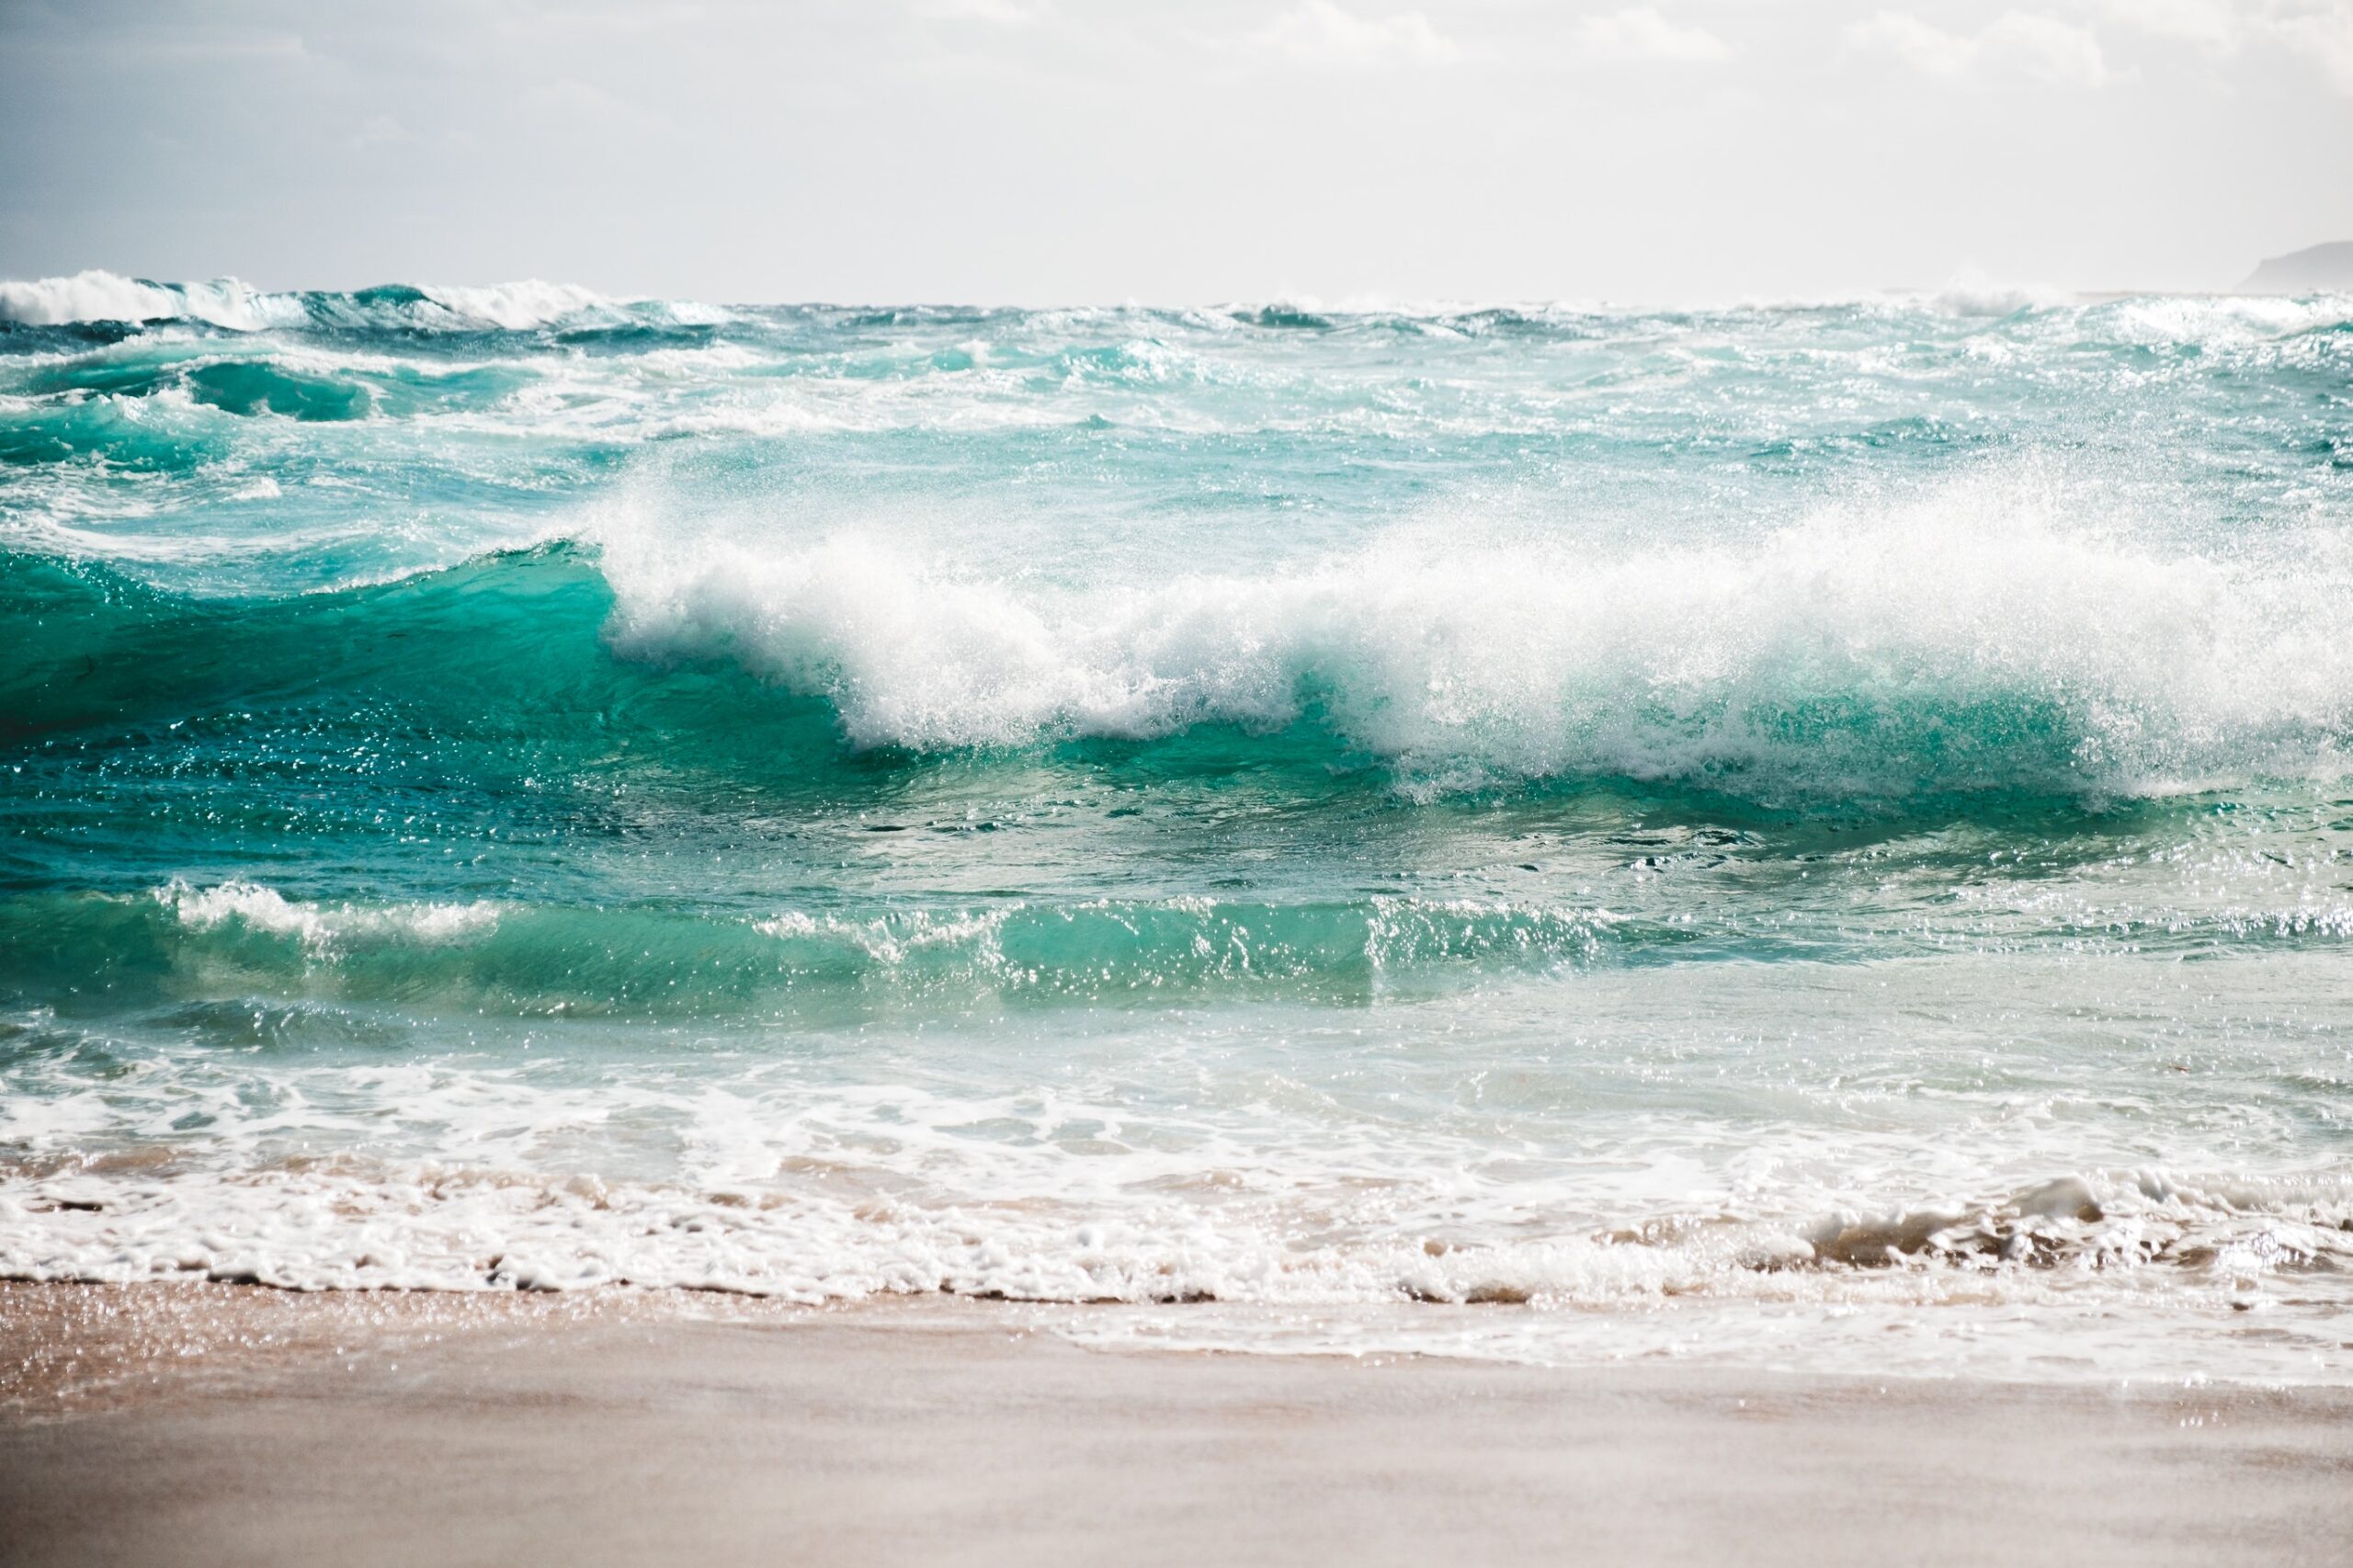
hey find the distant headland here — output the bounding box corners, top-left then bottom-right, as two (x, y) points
(2239, 241), (2353, 292)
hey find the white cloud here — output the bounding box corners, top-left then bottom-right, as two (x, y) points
(1851, 9), (2110, 86)
(1574, 7), (1730, 63)
(2095, 0), (2241, 50)
(2092, 0), (2353, 96)
(1849, 11), (1979, 78)
(918, 0), (1046, 26)
(1249, 1), (1461, 68)
(348, 113), (412, 151)
(2268, 3), (2353, 93)
(1985, 11), (2112, 83)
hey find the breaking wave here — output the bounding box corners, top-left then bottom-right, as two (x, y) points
(10, 480), (2353, 804)
(597, 481), (2353, 801)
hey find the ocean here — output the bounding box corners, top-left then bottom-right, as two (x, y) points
(2, 271), (2348, 1381)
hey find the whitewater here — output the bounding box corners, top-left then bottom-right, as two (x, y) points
(2, 272), (2350, 1381)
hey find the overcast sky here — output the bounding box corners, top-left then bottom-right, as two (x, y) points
(2, 0), (2347, 304)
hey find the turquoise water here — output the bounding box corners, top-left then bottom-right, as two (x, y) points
(3, 272), (2350, 1379)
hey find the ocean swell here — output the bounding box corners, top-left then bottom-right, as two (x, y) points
(0, 882), (1657, 1020)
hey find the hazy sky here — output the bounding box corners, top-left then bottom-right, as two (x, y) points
(3, 0), (2348, 303)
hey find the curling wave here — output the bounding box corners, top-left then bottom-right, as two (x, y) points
(600, 490), (2353, 801)
(11, 492), (2353, 804)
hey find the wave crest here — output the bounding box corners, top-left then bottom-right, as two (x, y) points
(599, 483), (2353, 800)
(0, 271), (304, 331)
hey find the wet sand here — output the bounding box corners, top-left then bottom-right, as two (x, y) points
(2, 1283), (2348, 1568)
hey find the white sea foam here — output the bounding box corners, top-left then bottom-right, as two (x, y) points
(418, 280), (619, 331)
(752, 905), (1019, 964)
(2094, 292), (2353, 344)
(160, 879), (501, 952)
(4, 1111), (2346, 1380)
(1926, 273), (2071, 317)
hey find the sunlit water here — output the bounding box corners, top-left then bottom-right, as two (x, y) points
(2, 273), (2349, 1381)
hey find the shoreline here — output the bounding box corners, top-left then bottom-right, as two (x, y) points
(6, 1283), (2350, 1567)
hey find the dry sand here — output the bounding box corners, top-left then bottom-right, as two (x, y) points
(2, 1282), (2348, 1567)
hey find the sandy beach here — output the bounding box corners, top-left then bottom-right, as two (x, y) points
(3, 1282), (2348, 1568)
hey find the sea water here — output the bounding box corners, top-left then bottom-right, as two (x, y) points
(2, 273), (2348, 1380)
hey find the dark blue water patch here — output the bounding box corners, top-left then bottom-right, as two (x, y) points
(184, 361), (371, 421)
(1438, 308), (1610, 340)
(549, 322), (722, 355)
(832, 306), (1005, 332)
(0, 543), (618, 741)
(19, 355), (196, 400)
(1231, 305), (1337, 332)
(11, 353), (435, 423)
(0, 318), (152, 354)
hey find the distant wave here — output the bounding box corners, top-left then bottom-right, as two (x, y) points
(1923, 274), (2072, 318)
(0, 269), (724, 333)
(6, 270), (2348, 341)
